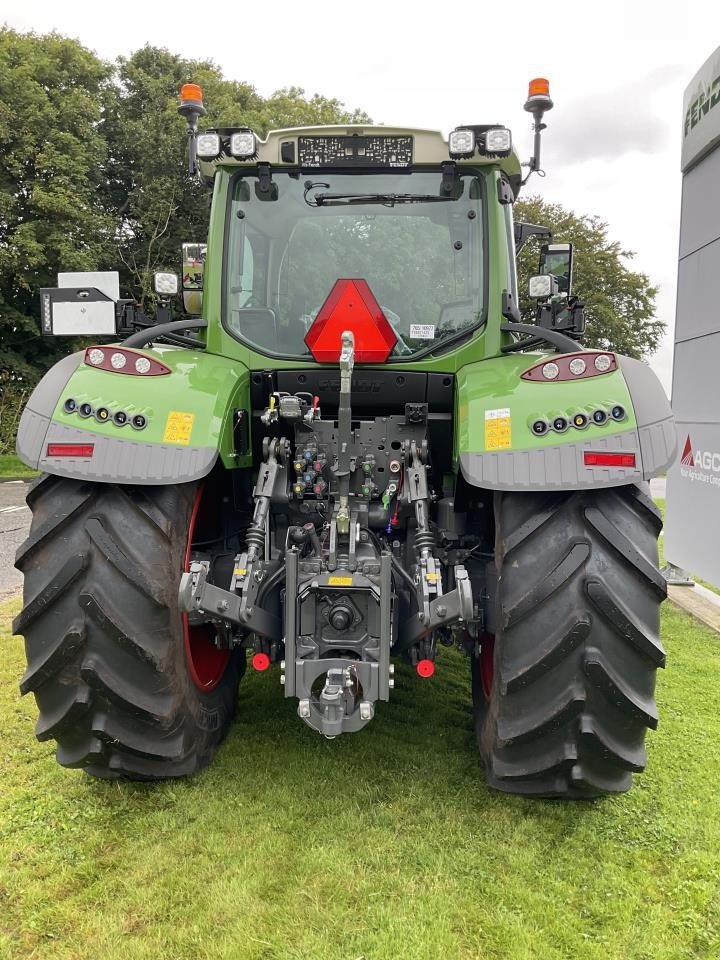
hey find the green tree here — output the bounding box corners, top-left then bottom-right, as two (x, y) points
(514, 196), (663, 359)
(105, 46), (370, 304)
(0, 28), (114, 385)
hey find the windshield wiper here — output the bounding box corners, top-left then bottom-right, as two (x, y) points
(305, 191), (455, 208)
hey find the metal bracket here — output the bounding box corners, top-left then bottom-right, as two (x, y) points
(257, 162), (272, 194)
(440, 161), (457, 195)
(661, 563), (695, 587)
(178, 560), (282, 640)
(404, 565), (473, 644)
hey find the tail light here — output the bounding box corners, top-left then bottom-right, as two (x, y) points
(84, 347), (170, 376)
(47, 444), (94, 458)
(584, 452), (636, 468)
(522, 352), (617, 382)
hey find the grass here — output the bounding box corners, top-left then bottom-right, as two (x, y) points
(1, 597), (719, 960)
(0, 454), (38, 480)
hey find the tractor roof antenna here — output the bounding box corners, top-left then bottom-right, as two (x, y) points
(521, 78), (553, 185)
(178, 84), (206, 177)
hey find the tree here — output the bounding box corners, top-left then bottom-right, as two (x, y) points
(514, 196), (663, 360)
(104, 46), (370, 305)
(0, 29), (115, 385)
(0, 30), (371, 449)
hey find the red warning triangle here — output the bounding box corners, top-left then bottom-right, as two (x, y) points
(305, 279), (398, 363)
(680, 434), (694, 466)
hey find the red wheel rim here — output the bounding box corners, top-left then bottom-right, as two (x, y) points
(479, 632), (495, 702)
(183, 484), (231, 691)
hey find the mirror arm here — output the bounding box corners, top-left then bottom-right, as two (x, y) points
(501, 322), (580, 354)
(514, 221), (553, 254)
(122, 318), (208, 348)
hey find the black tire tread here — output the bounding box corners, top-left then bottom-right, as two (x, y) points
(475, 483), (665, 798)
(14, 477), (243, 779)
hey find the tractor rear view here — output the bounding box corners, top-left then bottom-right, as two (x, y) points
(12, 79), (675, 796)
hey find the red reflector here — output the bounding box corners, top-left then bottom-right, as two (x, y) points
(416, 658), (435, 678)
(305, 279), (398, 363)
(47, 444), (94, 458)
(252, 652), (271, 672)
(584, 452), (636, 467)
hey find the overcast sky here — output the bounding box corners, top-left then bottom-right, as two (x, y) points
(5, 1), (720, 393)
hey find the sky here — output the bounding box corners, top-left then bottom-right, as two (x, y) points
(5, 1), (720, 394)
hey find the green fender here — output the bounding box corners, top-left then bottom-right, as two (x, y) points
(455, 351), (676, 491)
(16, 345), (251, 484)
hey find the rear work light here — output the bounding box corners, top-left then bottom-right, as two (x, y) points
(230, 131), (257, 158)
(47, 444), (94, 458)
(584, 452), (636, 468)
(448, 128), (475, 158)
(84, 347), (170, 376)
(196, 132), (221, 158)
(522, 352), (617, 382)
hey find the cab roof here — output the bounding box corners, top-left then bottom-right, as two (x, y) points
(198, 123), (523, 197)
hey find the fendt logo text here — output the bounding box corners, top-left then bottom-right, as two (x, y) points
(680, 434), (720, 486)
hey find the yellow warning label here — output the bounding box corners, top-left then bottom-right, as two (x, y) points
(233, 568), (247, 577)
(484, 407), (512, 451)
(425, 572), (439, 581)
(163, 410), (195, 445)
(328, 576), (353, 586)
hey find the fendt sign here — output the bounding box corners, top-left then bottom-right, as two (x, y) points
(665, 45), (720, 587)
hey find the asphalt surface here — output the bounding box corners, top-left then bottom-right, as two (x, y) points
(0, 481), (31, 602)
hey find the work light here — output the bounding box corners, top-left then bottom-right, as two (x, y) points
(196, 133), (221, 158)
(448, 129), (475, 158)
(528, 275), (554, 299)
(153, 272), (179, 296)
(230, 131), (257, 159)
(483, 127), (512, 156)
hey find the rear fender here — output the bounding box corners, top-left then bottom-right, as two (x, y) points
(16, 346), (251, 484)
(456, 352), (676, 491)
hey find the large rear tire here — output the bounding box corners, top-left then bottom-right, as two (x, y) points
(13, 475), (244, 780)
(472, 483), (666, 798)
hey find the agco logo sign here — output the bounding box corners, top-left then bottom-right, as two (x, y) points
(680, 434), (720, 486)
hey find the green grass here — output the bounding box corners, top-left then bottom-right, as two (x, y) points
(0, 454), (38, 480)
(1, 598), (719, 960)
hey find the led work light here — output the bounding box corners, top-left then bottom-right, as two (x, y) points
(230, 131), (257, 159)
(196, 133), (221, 158)
(448, 129), (475, 158)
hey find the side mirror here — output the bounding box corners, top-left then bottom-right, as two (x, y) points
(539, 242), (573, 295)
(182, 242), (206, 315)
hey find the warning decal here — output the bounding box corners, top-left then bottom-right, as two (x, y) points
(484, 408), (512, 450)
(163, 410), (195, 445)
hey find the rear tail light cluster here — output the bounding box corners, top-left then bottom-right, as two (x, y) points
(531, 404), (625, 436)
(63, 397), (147, 429)
(84, 347), (170, 376)
(522, 352), (617, 382)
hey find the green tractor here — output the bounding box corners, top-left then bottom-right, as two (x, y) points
(13, 78), (675, 797)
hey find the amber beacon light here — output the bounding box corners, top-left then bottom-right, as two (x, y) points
(523, 77), (554, 180)
(178, 83), (207, 175)
(527, 77), (551, 99)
